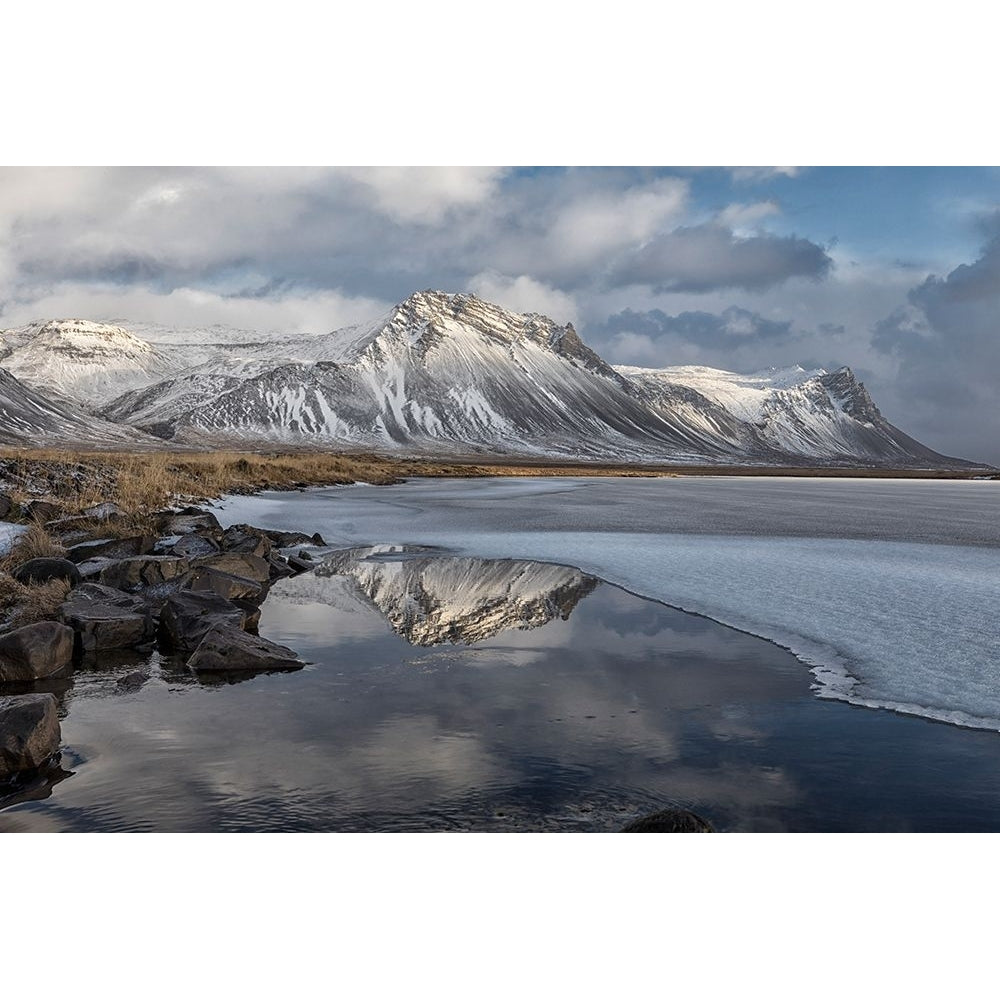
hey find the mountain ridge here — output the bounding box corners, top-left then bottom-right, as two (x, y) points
(0, 291), (981, 467)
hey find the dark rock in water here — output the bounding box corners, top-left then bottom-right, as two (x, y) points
(0, 693), (61, 777)
(0, 492), (12, 518)
(13, 557), (81, 587)
(99, 555), (190, 593)
(267, 555), (294, 580)
(170, 533), (221, 559)
(221, 524), (273, 558)
(187, 624), (302, 678)
(116, 670), (151, 693)
(197, 551), (270, 584)
(286, 554), (315, 574)
(621, 808), (714, 833)
(60, 584), (151, 653)
(160, 590), (247, 653)
(66, 535), (157, 564)
(0, 621), (75, 682)
(23, 499), (61, 522)
(311, 532), (326, 546)
(262, 529), (315, 547)
(185, 566), (263, 602)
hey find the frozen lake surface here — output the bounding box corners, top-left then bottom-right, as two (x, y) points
(218, 477), (1000, 730)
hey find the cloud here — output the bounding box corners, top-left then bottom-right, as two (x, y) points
(336, 166), (507, 224)
(716, 200), (781, 230)
(466, 271), (579, 326)
(729, 167), (803, 182)
(591, 305), (799, 368)
(0, 283), (390, 335)
(608, 223), (833, 293)
(872, 236), (1000, 464)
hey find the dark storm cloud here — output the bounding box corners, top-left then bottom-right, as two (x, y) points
(873, 237), (1000, 465)
(596, 305), (794, 349)
(607, 224), (833, 293)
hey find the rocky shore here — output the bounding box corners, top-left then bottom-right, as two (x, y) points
(0, 495), (329, 788)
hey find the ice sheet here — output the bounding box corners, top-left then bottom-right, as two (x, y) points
(216, 477), (1000, 730)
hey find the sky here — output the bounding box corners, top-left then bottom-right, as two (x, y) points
(0, 165), (997, 464)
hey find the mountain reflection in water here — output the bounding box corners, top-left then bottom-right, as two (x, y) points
(313, 546), (600, 646)
(6, 546), (1000, 832)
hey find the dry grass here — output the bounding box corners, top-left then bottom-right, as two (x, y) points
(0, 525), (71, 630)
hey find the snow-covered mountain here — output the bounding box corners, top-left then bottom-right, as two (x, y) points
(0, 366), (160, 447)
(0, 319), (183, 406)
(0, 292), (977, 466)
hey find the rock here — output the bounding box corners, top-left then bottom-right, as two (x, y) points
(0, 622), (75, 682)
(66, 535), (157, 564)
(0, 694), (61, 777)
(621, 808), (714, 833)
(185, 566), (263, 602)
(59, 584), (150, 653)
(116, 670), (150, 693)
(267, 555), (294, 580)
(187, 624), (302, 678)
(221, 525), (272, 558)
(12, 557), (81, 587)
(286, 554), (315, 574)
(171, 533), (221, 559)
(99, 556), (190, 593)
(197, 552), (270, 584)
(159, 591), (247, 653)
(165, 511), (222, 536)
(23, 499), (61, 522)
(0, 492), (12, 518)
(311, 532), (326, 546)
(81, 501), (123, 521)
(262, 529), (315, 547)
(75, 557), (117, 581)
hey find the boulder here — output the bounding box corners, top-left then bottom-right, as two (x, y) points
(171, 533), (221, 559)
(59, 584), (150, 653)
(197, 552), (270, 584)
(99, 556), (190, 593)
(0, 622), (75, 682)
(164, 511), (222, 536)
(286, 554), (315, 574)
(185, 566), (263, 602)
(267, 555), (294, 580)
(621, 808), (714, 833)
(23, 499), (61, 523)
(262, 529), (315, 547)
(160, 590), (247, 653)
(13, 557), (81, 587)
(66, 535), (157, 564)
(0, 492), (12, 519)
(75, 557), (117, 581)
(187, 624), (302, 678)
(0, 694), (61, 777)
(221, 525), (272, 558)
(81, 501), (124, 521)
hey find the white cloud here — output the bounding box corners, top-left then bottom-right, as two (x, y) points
(466, 271), (579, 326)
(729, 166), (802, 182)
(338, 166), (507, 225)
(0, 283), (390, 336)
(716, 199), (781, 230)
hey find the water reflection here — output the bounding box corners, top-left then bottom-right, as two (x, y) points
(314, 546), (600, 645)
(3, 547), (1000, 832)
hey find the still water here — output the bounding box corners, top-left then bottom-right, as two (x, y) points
(4, 544), (1000, 832)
